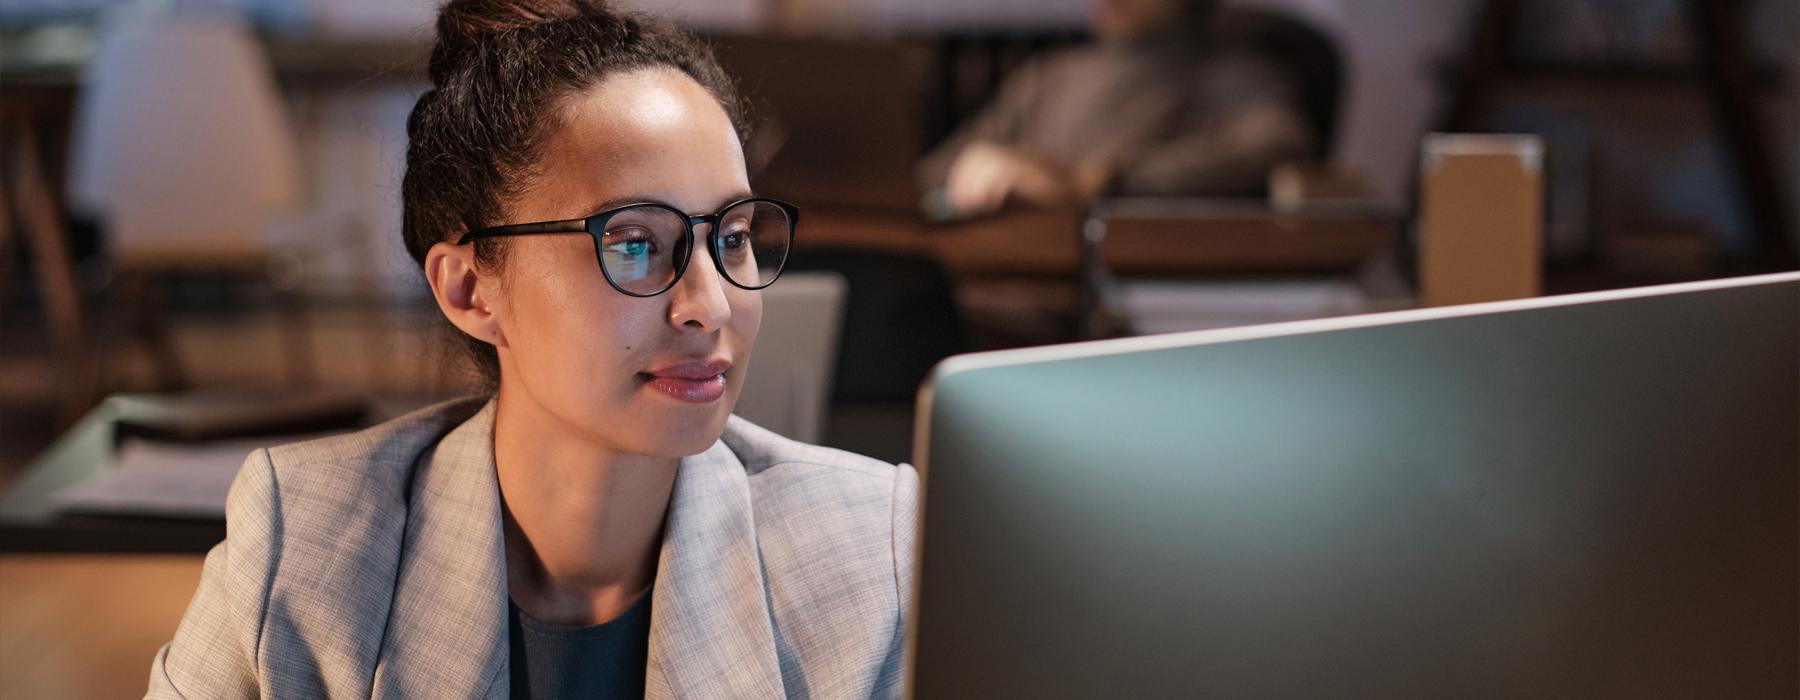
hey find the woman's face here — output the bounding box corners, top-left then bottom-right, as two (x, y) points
(483, 68), (760, 458)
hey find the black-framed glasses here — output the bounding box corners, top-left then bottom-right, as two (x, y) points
(458, 198), (798, 297)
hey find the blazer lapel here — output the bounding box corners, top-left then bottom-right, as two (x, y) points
(371, 400), (511, 700)
(647, 439), (787, 700)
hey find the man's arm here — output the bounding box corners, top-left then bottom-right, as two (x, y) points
(1116, 96), (1314, 197)
(1115, 53), (1316, 198)
(915, 56), (1053, 194)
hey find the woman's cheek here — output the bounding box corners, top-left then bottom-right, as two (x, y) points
(732, 290), (763, 348)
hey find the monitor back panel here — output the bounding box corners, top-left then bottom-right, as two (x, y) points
(911, 276), (1799, 699)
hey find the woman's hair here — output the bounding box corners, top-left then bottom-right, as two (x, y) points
(401, 0), (745, 388)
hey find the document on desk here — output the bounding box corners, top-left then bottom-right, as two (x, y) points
(52, 440), (261, 519)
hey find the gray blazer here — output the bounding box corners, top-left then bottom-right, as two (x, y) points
(145, 397), (918, 699)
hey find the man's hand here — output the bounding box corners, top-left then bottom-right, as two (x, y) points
(942, 142), (1113, 218)
(943, 142), (1069, 217)
(943, 142), (1030, 216)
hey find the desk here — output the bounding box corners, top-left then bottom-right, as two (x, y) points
(0, 554), (205, 699)
(0, 398), (225, 553)
(794, 199), (1401, 339)
(0, 393), (423, 554)
(797, 206), (1084, 278)
(1087, 198), (1400, 274)
(798, 200), (1398, 276)
(1080, 198), (1401, 338)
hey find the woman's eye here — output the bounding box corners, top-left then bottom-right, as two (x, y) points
(718, 220), (756, 249)
(603, 229), (656, 257)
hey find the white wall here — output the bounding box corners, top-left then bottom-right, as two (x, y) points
(1308, 0), (1482, 199)
(307, 0), (435, 37)
(614, 0), (768, 30)
(803, 0), (1087, 32)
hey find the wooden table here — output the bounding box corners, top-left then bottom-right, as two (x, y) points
(0, 554), (204, 699)
(0, 392), (391, 554)
(797, 199), (1398, 275)
(793, 198), (1402, 339)
(1087, 198), (1400, 274)
(796, 205), (1085, 278)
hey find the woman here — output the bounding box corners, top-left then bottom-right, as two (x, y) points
(145, 2), (917, 698)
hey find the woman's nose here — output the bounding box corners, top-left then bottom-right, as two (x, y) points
(667, 227), (731, 331)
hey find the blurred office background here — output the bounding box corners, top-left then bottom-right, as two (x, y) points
(0, 1), (1795, 697)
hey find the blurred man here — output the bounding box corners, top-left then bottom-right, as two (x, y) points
(918, 0), (1315, 219)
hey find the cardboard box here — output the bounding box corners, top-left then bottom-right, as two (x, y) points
(1418, 134), (1545, 307)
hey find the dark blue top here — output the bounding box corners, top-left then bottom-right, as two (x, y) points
(507, 588), (653, 700)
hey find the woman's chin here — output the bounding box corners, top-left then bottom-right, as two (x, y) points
(621, 398), (735, 458)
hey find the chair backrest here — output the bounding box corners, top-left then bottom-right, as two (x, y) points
(1212, 6), (1344, 160)
(784, 248), (972, 404)
(732, 271), (848, 443)
(923, 30), (1089, 149)
(710, 35), (932, 212)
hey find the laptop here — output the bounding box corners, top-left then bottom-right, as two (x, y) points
(909, 272), (1799, 698)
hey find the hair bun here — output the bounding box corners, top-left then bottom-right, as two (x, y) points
(433, 0), (611, 53)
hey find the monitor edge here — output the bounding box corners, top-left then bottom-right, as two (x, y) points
(925, 271), (1800, 385)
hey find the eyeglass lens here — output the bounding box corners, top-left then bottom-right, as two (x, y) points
(712, 200), (791, 289)
(597, 206), (688, 295)
(595, 201), (791, 295)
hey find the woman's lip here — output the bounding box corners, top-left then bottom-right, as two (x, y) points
(640, 359), (730, 403)
(641, 374), (727, 403)
(643, 359), (731, 380)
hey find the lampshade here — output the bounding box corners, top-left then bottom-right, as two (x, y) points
(66, 6), (300, 266)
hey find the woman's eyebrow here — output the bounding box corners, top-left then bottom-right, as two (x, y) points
(576, 192), (758, 219)
(716, 191), (756, 210)
(576, 196), (653, 218)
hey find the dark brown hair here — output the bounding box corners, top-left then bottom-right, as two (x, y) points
(401, 0), (744, 387)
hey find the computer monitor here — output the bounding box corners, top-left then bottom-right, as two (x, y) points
(908, 272), (1799, 699)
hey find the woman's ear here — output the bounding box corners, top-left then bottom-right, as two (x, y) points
(425, 241), (507, 348)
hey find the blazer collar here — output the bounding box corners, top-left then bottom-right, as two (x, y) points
(372, 399), (511, 700)
(371, 400), (786, 700)
(647, 437), (788, 699)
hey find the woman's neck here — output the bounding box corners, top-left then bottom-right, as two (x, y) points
(491, 386), (679, 626)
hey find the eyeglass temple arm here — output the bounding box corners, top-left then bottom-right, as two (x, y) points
(458, 218), (589, 244)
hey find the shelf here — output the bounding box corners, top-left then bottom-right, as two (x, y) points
(1439, 60), (1787, 92)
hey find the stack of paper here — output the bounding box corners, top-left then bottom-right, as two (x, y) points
(52, 440), (261, 519)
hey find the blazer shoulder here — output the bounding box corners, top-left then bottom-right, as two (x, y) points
(720, 414), (903, 481)
(173, 398), (492, 698)
(259, 396), (489, 505)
